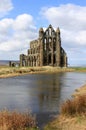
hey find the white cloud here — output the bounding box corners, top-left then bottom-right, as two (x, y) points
(13, 14), (36, 31)
(0, 18), (13, 39)
(0, 14), (37, 60)
(0, 0), (13, 17)
(41, 4), (86, 30)
(40, 4), (86, 66)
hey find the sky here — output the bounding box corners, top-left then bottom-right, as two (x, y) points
(0, 0), (86, 66)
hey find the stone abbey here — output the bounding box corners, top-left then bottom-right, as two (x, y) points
(10, 25), (68, 67)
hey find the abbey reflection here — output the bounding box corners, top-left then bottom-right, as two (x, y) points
(38, 73), (65, 111)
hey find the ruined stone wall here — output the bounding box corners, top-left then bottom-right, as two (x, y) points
(9, 61), (20, 67)
(26, 40), (40, 66)
(19, 25), (68, 67)
(39, 25), (60, 66)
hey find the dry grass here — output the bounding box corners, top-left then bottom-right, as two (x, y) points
(44, 115), (86, 130)
(0, 66), (75, 78)
(73, 84), (86, 97)
(61, 95), (86, 116)
(0, 109), (37, 130)
(44, 94), (86, 130)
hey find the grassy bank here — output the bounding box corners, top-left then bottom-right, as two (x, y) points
(0, 66), (75, 78)
(0, 66), (86, 78)
(73, 67), (86, 72)
(44, 85), (86, 130)
(73, 84), (86, 97)
(0, 109), (38, 130)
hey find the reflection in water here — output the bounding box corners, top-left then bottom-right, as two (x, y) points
(38, 73), (63, 112)
(0, 72), (86, 128)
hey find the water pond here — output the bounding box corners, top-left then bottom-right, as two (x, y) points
(0, 72), (86, 128)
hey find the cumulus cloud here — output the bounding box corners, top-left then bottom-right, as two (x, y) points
(40, 4), (86, 66)
(0, 14), (37, 60)
(41, 4), (86, 30)
(13, 14), (36, 31)
(0, 0), (13, 17)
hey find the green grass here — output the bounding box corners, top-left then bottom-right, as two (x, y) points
(72, 67), (86, 71)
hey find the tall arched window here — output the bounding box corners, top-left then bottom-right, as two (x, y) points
(49, 28), (51, 36)
(53, 54), (56, 64)
(49, 54), (51, 64)
(53, 38), (56, 51)
(44, 38), (47, 51)
(52, 31), (55, 36)
(46, 31), (48, 35)
(49, 38), (52, 43)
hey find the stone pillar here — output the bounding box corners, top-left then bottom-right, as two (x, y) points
(29, 60), (30, 66)
(51, 39), (54, 66)
(25, 58), (28, 66)
(37, 55), (40, 66)
(9, 61), (12, 67)
(56, 28), (61, 67)
(20, 54), (23, 67)
(33, 60), (34, 67)
(64, 54), (67, 67)
(32, 59), (33, 66)
(39, 38), (43, 66)
(39, 28), (44, 67)
(36, 57), (38, 66)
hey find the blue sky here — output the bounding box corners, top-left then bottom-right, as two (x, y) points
(0, 0), (86, 66)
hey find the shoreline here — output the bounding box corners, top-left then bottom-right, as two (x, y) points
(72, 84), (86, 97)
(44, 84), (86, 130)
(1, 66), (86, 79)
(0, 66), (75, 78)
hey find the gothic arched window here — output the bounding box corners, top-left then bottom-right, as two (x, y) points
(44, 38), (47, 51)
(49, 28), (52, 36)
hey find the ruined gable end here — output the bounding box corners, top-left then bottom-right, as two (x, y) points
(18, 25), (68, 67)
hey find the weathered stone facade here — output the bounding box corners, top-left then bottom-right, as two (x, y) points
(10, 25), (67, 67)
(20, 25), (67, 67)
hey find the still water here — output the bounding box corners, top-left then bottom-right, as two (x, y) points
(0, 72), (86, 128)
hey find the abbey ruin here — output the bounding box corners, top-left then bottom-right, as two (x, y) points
(10, 25), (68, 67)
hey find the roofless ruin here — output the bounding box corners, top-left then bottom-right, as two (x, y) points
(10, 25), (68, 67)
